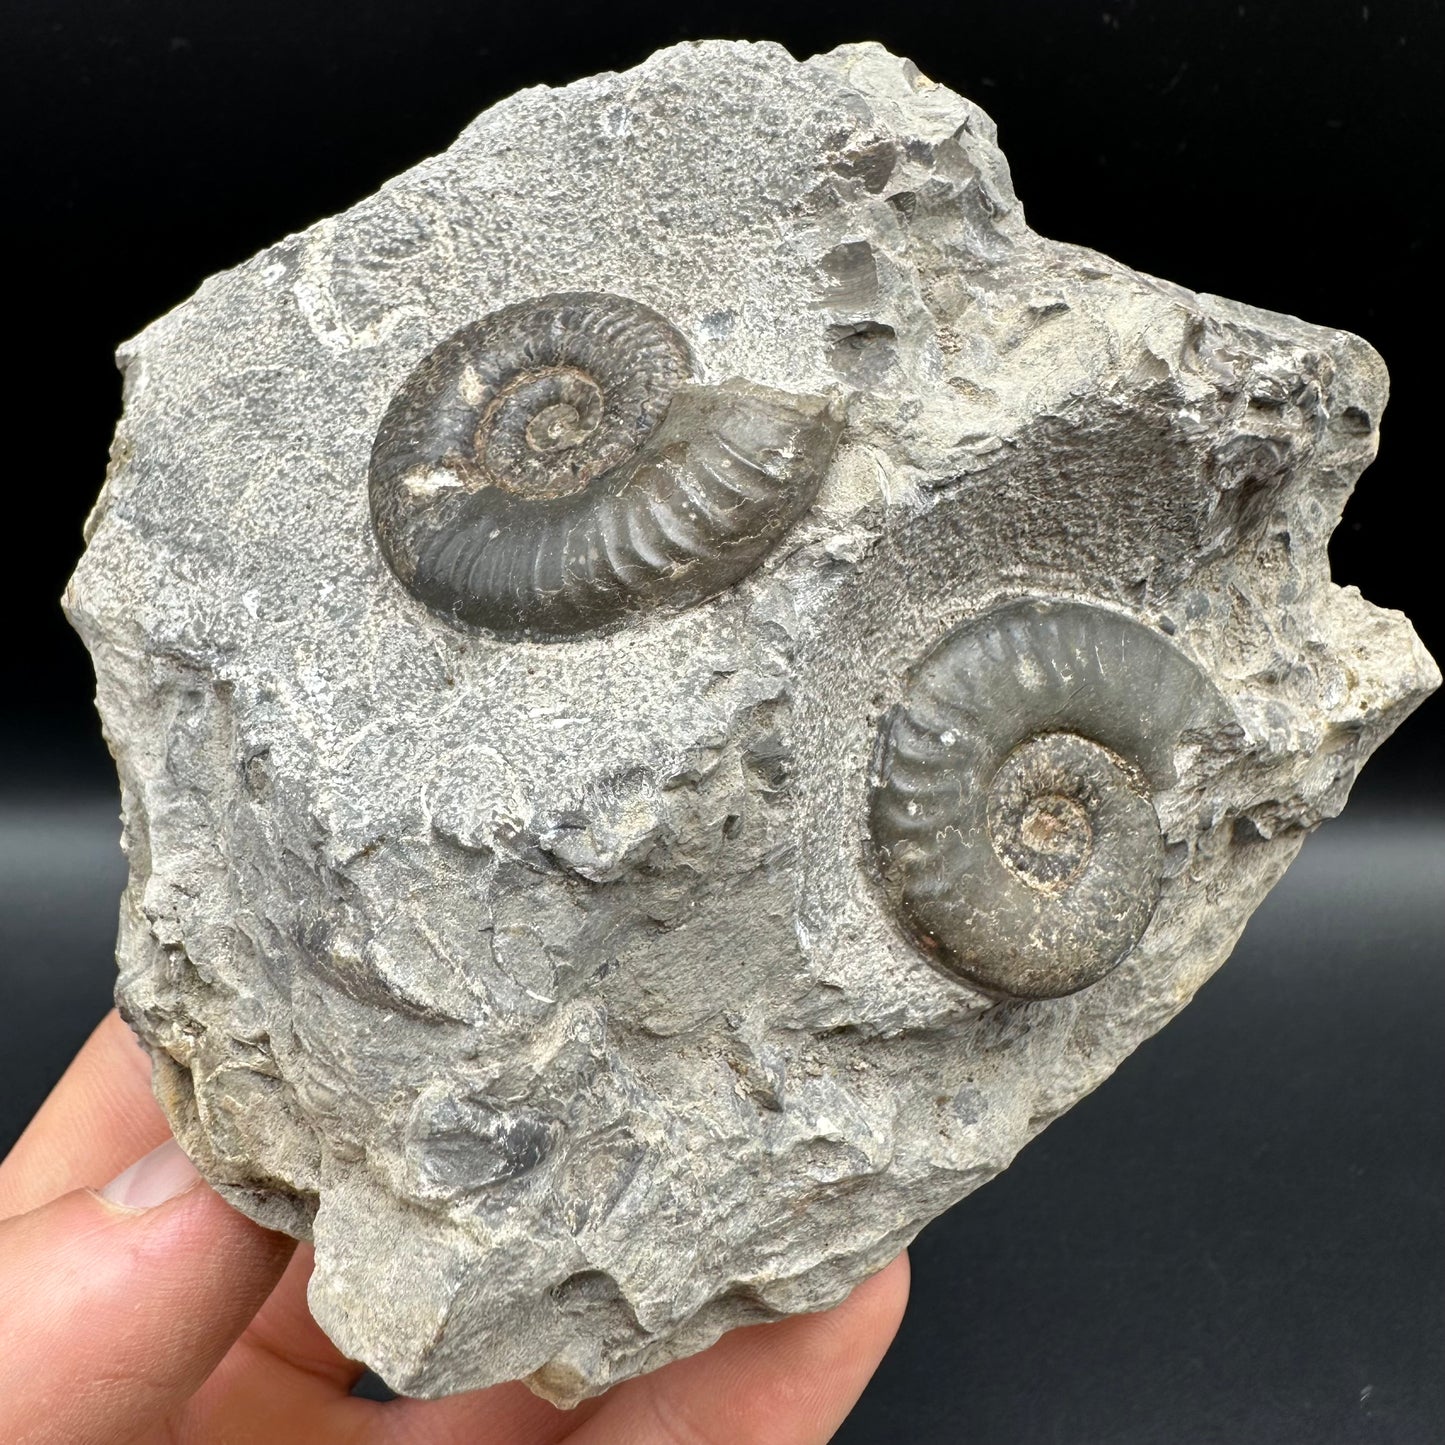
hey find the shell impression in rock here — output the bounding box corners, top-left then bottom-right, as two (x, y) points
(369, 291), (845, 637)
(870, 599), (1228, 999)
(64, 41), (1439, 1408)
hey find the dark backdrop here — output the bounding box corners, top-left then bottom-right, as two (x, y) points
(1, 3), (1440, 1442)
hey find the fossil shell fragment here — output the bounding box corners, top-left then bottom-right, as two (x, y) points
(369, 291), (845, 637)
(869, 598), (1230, 1000)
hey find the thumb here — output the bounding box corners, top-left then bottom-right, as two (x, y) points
(0, 1139), (296, 1445)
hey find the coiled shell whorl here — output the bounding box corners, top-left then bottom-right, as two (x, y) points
(369, 292), (845, 637)
(869, 599), (1228, 1000)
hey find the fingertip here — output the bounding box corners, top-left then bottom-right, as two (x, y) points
(97, 1138), (202, 1210)
(0, 1169), (295, 1445)
(0, 1009), (170, 1218)
(856, 1250), (912, 1338)
(569, 1251), (912, 1445)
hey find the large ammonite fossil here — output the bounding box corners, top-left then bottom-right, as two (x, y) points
(869, 598), (1230, 1001)
(369, 291), (845, 637)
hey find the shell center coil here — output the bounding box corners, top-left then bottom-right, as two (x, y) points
(986, 733), (1146, 895)
(482, 367), (610, 498)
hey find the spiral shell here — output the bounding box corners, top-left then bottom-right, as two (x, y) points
(869, 599), (1227, 1000)
(369, 292), (844, 637)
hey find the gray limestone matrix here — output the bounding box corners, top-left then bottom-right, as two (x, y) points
(64, 41), (1439, 1404)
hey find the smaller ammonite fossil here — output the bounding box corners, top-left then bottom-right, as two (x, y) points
(368, 291), (845, 638)
(869, 598), (1231, 1000)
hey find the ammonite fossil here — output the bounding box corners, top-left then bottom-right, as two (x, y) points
(869, 598), (1229, 1000)
(368, 291), (845, 637)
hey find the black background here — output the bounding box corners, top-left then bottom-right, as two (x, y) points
(1, 2), (1440, 1442)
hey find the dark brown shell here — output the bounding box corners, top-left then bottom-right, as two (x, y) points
(369, 292), (844, 638)
(869, 598), (1230, 1000)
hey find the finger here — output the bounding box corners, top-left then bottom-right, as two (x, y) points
(566, 1253), (911, 1445)
(235, 1243), (367, 1389)
(170, 1249), (378, 1443)
(0, 1141), (295, 1445)
(380, 1378), (602, 1445)
(0, 1010), (168, 1219)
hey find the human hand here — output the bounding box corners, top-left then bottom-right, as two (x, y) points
(0, 1012), (909, 1445)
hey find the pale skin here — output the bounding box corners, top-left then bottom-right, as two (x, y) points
(0, 1012), (910, 1445)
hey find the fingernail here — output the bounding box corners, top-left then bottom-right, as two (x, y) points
(100, 1139), (201, 1209)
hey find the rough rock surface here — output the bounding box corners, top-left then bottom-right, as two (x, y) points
(65, 40), (1438, 1403)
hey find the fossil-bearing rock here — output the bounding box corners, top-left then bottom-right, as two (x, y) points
(65, 40), (1438, 1404)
